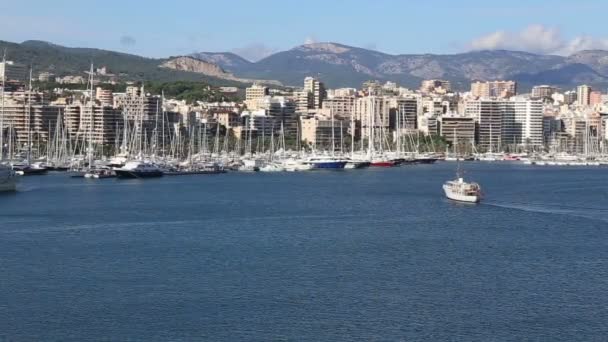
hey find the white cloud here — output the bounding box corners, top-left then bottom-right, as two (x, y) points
(304, 36), (317, 45)
(468, 24), (608, 55)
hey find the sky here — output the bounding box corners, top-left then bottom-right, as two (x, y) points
(1, 0), (607, 60)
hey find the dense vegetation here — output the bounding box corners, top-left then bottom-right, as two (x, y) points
(0, 40), (247, 87)
(143, 81), (242, 103)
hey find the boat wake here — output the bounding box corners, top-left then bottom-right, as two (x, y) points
(483, 200), (608, 223)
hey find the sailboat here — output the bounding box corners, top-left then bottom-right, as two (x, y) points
(12, 67), (48, 176)
(0, 50), (17, 191)
(345, 110), (370, 169)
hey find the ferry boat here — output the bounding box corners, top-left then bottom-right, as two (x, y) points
(0, 164), (17, 192)
(443, 177), (482, 203)
(115, 161), (163, 179)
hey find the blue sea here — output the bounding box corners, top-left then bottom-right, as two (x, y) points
(1, 162), (607, 341)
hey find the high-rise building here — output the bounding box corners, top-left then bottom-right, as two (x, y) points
(322, 96), (355, 118)
(465, 98), (543, 150)
(245, 83), (269, 109)
(65, 102), (123, 144)
(564, 90), (577, 105)
(531, 85), (558, 99)
(420, 80), (451, 94)
(37, 72), (55, 82)
(501, 99), (543, 147)
(0, 91), (61, 145)
(392, 97), (418, 132)
(590, 90), (603, 106)
(0, 61), (27, 83)
(257, 96), (298, 136)
(294, 90), (312, 113)
(304, 77), (326, 109)
(577, 85), (592, 106)
(95, 87), (114, 107)
(439, 115), (476, 146)
(300, 115), (346, 148)
(114, 87), (161, 121)
(471, 81), (517, 98)
(354, 96), (390, 139)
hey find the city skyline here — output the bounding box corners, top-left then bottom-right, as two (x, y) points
(1, 1), (608, 60)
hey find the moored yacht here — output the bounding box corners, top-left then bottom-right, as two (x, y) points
(12, 161), (49, 176)
(304, 157), (347, 170)
(115, 161), (163, 179)
(84, 167), (117, 179)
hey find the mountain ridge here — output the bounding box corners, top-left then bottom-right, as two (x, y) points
(193, 42), (608, 90)
(2, 39), (608, 91)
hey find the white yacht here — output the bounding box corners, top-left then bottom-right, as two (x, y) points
(0, 164), (17, 192)
(259, 162), (285, 172)
(443, 177), (482, 203)
(282, 158), (312, 172)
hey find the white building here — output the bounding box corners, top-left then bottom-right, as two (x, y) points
(465, 97), (543, 150)
(0, 61), (27, 82)
(354, 96), (390, 139)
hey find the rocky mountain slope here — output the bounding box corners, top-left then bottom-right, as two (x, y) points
(160, 56), (281, 86)
(193, 42), (608, 90)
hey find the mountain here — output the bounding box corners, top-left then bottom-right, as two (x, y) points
(192, 42), (608, 91)
(0, 40), (249, 87)
(4, 39), (608, 91)
(566, 50), (608, 76)
(160, 56), (282, 86)
(188, 52), (252, 73)
(512, 63), (608, 89)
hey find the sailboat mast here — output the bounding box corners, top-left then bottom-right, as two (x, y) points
(0, 49), (6, 161)
(26, 67), (33, 165)
(88, 63), (94, 168)
(331, 108), (335, 156)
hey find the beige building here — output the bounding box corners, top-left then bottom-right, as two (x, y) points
(304, 77), (326, 109)
(577, 85), (592, 106)
(354, 96), (391, 139)
(294, 90), (312, 113)
(245, 83), (269, 109)
(420, 79), (451, 94)
(214, 111), (240, 129)
(531, 85), (557, 99)
(95, 87), (114, 107)
(471, 80), (517, 98)
(322, 96), (355, 118)
(300, 115), (346, 147)
(0, 91), (61, 145)
(65, 101), (123, 144)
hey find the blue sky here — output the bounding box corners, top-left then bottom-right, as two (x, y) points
(1, 0), (607, 60)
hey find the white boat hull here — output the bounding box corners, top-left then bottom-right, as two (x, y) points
(443, 185), (480, 203)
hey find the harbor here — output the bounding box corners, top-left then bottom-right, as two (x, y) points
(2, 162), (607, 341)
